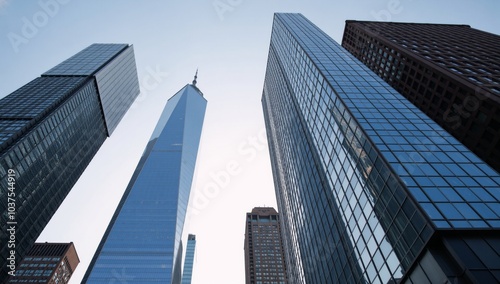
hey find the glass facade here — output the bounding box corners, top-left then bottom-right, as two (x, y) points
(83, 84), (206, 283)
(342, 21), (500, 174)
(262, 13), (500, 283)
(181, 234), (196, 284)
(0, 76), (87, 146)
(44, 43), (140, 134)
(0, 44), (139, 282)
(43, 44), (129, 76)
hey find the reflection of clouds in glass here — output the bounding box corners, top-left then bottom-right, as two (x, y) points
(111, 268), (135, 284)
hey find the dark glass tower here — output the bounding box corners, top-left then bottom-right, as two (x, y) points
(262, 13), (500, 283)
(244, 207), (288, 284)
(0, 44), (139, 281)
(342, 21), (500, 173)
(181, 234), (196, 284)
(82, 77), (207, 283)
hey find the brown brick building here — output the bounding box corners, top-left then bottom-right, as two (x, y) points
(7, 242), (79, 283)
(342, 21), (500, 173)
(244, 207), (287, 284)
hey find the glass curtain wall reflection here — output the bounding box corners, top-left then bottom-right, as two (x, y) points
(83, 81), (206, 283)
(341, 21), (500, 173)
(262, 13), (500, 284)
(0, 44), (139, 282)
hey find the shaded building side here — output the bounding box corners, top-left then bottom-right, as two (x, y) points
(342, 20), (500, 173)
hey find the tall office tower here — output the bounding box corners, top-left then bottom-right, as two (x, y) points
(181, 234), (196, 284)
(83, 75), (207, 283)
(244, 207), (288, 284)
(7, 242), (80, 283)
(262, 13), (500, 283)
(0, 43), (139, 281)
(341, 21), (500, 173)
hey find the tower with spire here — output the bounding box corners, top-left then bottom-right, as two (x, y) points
(83, 78), (207, 283)
(192, 69), (198, 86)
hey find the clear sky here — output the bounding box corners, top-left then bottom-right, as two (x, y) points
(1, 1), (500, 283)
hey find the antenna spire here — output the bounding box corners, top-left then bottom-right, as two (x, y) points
(192, 69), (198, 86)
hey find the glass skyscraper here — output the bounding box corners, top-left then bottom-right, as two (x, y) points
(262, 13), (500, 283)
(0, 44), (139, 281)
(181, 234), (196, 284)
(82, 78), (207, 283)
(342, 21), (500, 173)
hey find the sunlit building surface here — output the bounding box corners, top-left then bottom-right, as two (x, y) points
(262, 13), (500, 283)
(244, 207), (288, 284)
(342, 20), (500, 173)
(83, 77), (206, 283)
(0, 44), (139, 282)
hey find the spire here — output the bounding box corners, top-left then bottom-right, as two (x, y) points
(192, 69), (198, 86)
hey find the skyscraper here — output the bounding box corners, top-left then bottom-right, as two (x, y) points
(181, 234), (196, 284)
(7, 242), (80, 283)
(341, 21), (500, 173)
(0, 44), (139, 281)
(262, 13), (500, 283)
(82, 75), (207, 283)
(244, 207), (287, 284)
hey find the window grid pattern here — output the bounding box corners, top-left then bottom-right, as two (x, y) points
(0, 77), (86, 119)
(279, 13), (500, 230)
(0, 77), (87, 150)
(7, 243), (78, 283)
(342, 21), (500, 173)
(0, 44), (140, 282)
(404, 233), (500, 283)
(245, 209), (288, 284)
(263, 13), (500, 284)
(94, 45), (140, 134)
(0, 80), (107, 271)
(0, 121), (28, 145)
(8, 255), (60, 283)
(181, 235), (196, 284)
(264, 14), (432, 284)
(43, 44), (128, 76)
(83, 85), (206, 283)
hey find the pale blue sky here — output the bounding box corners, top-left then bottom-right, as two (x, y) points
(1, 1), (500, 283)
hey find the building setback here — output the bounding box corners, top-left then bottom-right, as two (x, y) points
(7, 242), (80, 283)
(181, 234), (196, 284)
(262, 13), (500, 283)
(82, 75), (206, 283)
(244, 207), (287, 284)
(342, 20), (500, 173)
(0, 44), (139, 282)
